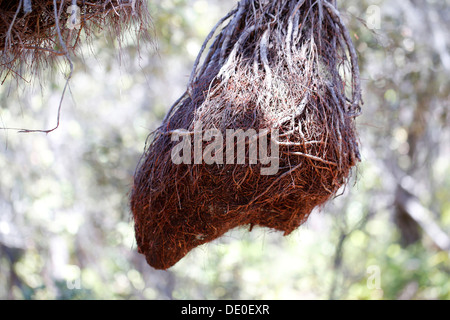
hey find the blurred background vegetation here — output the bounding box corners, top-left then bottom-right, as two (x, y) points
(0, 0), (449, 300)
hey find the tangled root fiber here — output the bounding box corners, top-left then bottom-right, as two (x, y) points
(131, 0), (362, 270)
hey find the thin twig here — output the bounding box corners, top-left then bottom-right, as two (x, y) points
(4, 0), (23, 53)
(220, 0), (248, 65)
(187, 8), (237, 98)
(323, 1), (362, 113)
(19, 0), (73, 134)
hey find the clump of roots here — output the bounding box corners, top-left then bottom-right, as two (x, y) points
(131, 0), (363, 270)
(0, 0), (151, 82)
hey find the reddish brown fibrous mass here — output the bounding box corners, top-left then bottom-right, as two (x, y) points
(130, 0), (361, 270)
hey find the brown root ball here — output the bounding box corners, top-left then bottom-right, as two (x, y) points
(130, 0), (362, 270)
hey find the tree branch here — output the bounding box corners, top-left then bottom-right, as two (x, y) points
(395, 179), (450, 253)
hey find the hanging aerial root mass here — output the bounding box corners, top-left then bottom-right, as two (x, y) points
(131, 0), (363, 270)
(0, 0), (151, 81)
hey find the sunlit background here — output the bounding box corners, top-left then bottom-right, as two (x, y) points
(0, 0), (449, 300)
